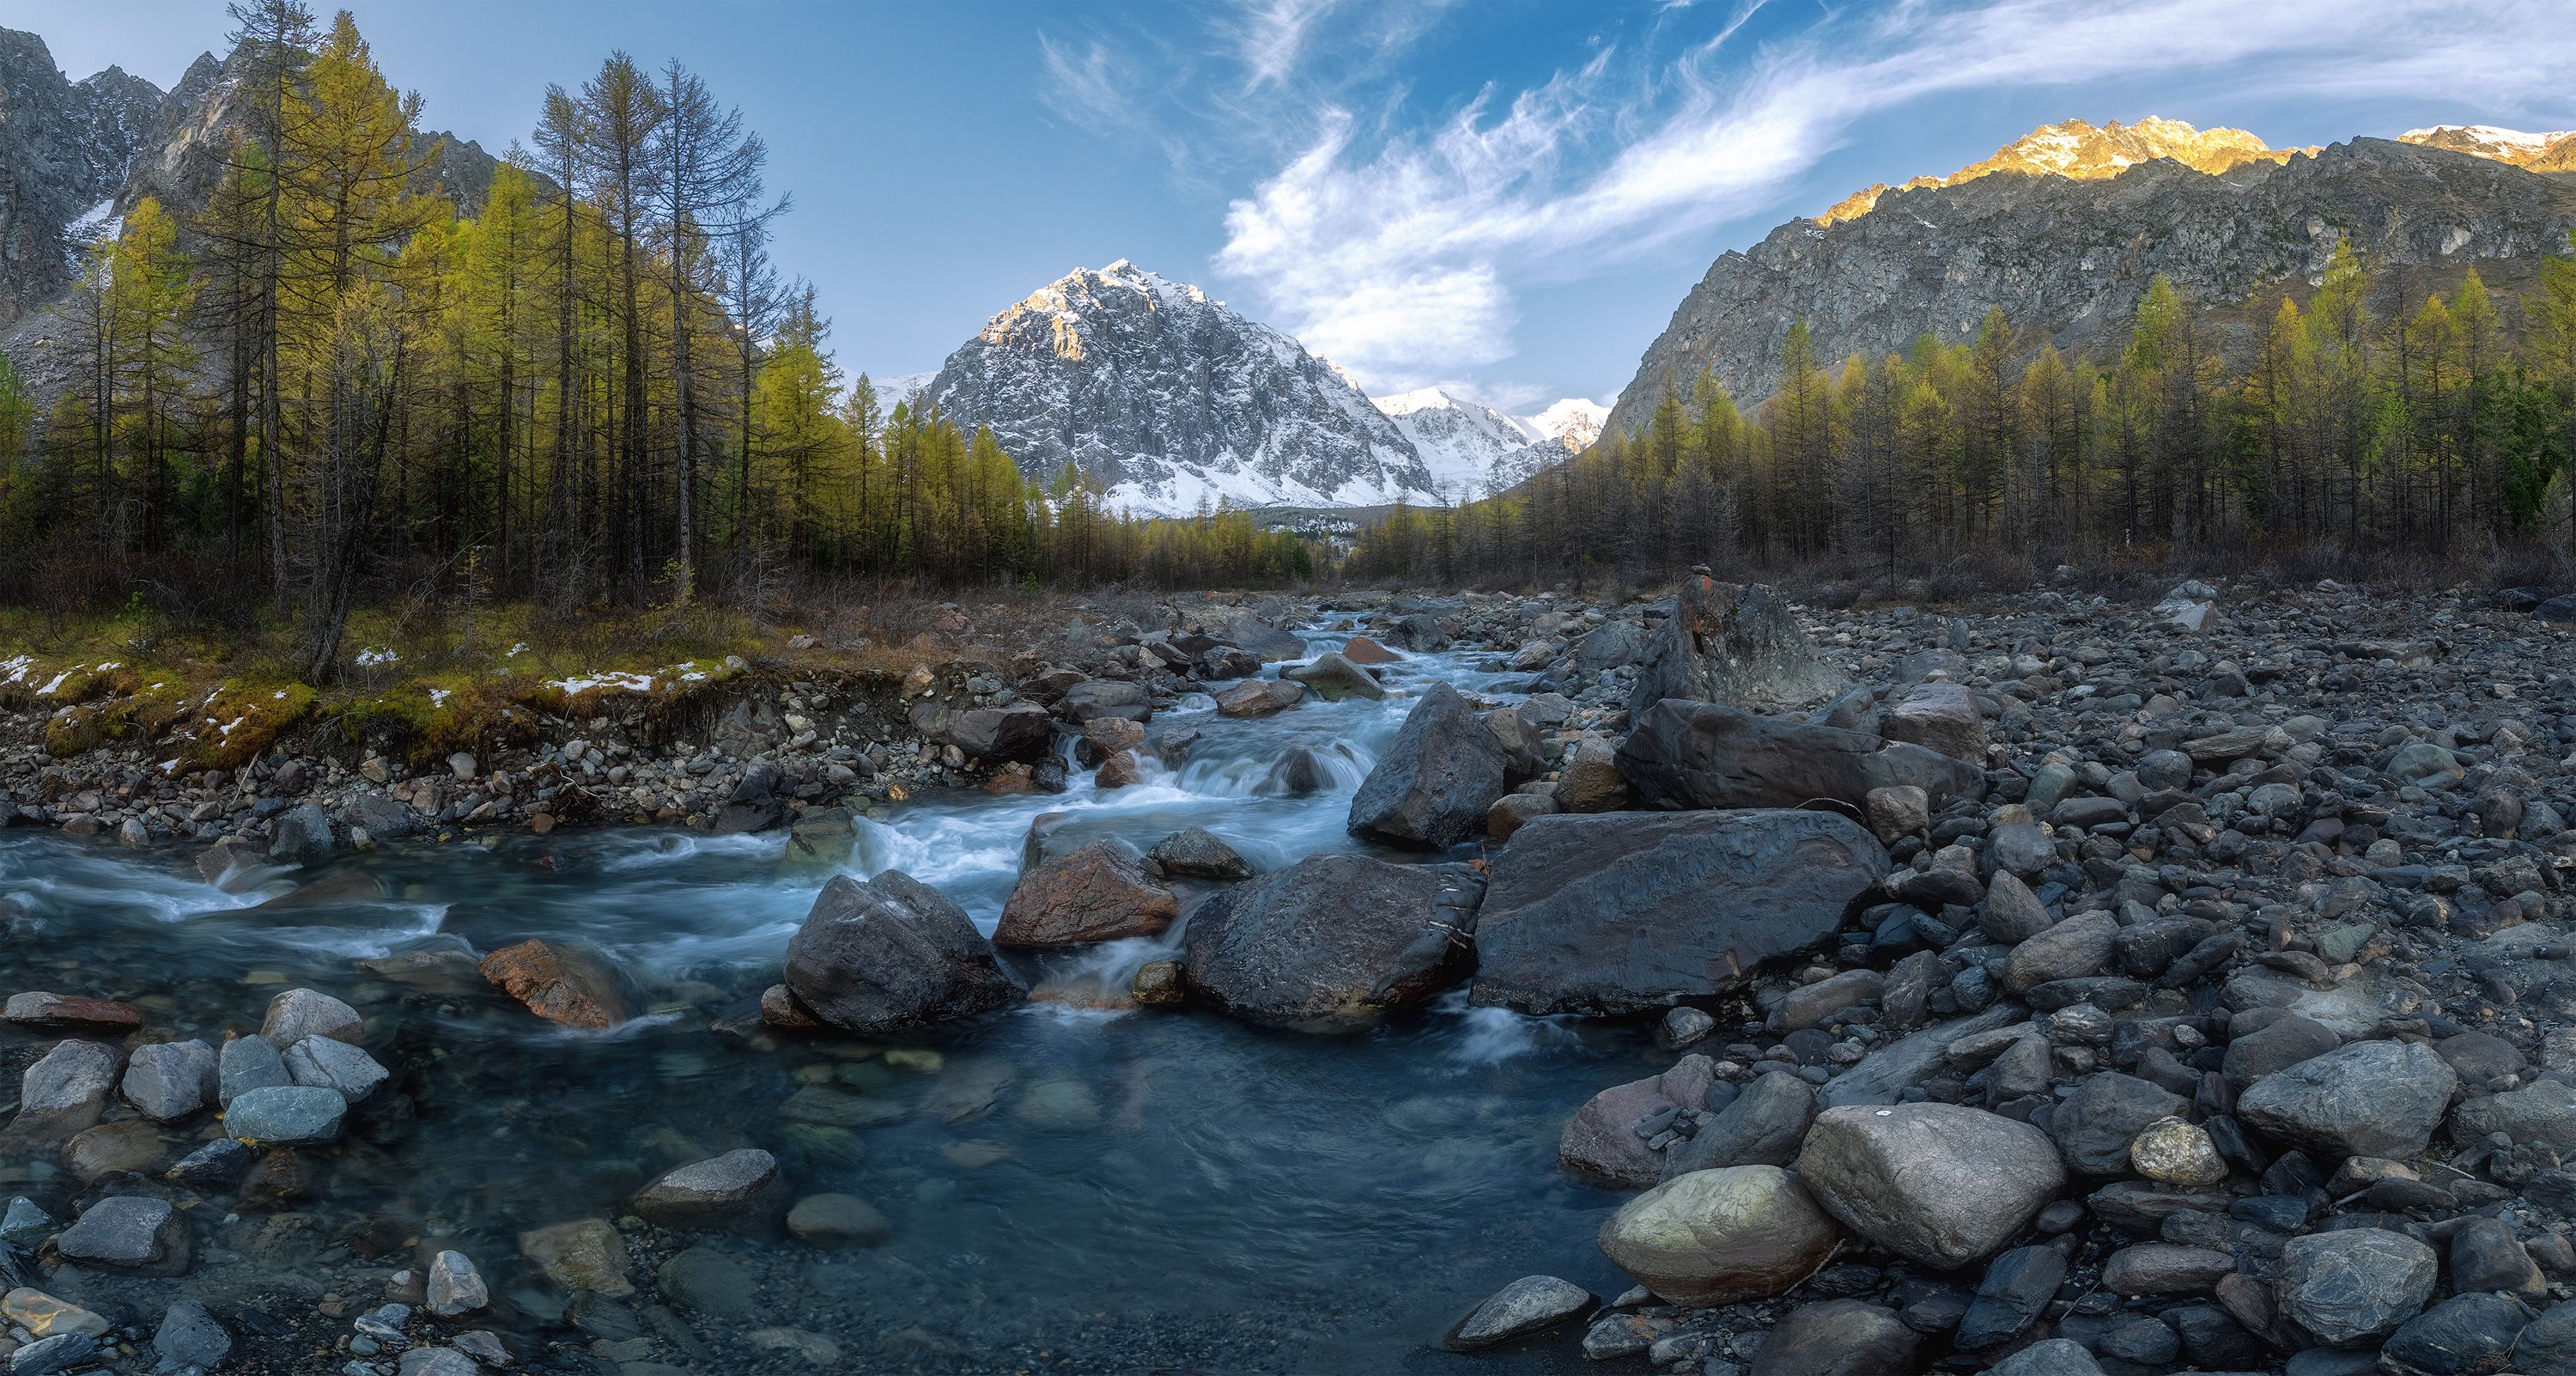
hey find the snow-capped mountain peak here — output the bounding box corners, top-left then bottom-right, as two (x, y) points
(1370, 389), (1612, 496)
(924, 262), (1439, 515)
(2398, 124), (2576, 167)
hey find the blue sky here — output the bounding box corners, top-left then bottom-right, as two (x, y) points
(9, 0), (2573, 411)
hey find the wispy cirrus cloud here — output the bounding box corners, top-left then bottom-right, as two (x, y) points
(1208, 0), (2576, 390)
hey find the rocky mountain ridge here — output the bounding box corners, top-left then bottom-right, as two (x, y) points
(1375, 388), (1608, 498)
(1819, 117), (2297, 225)
(2403, 123), (2576, 172)
(1607, 125), (2576, 437)
(922, 259), (1443, 515)
(0, 29), (167, 322)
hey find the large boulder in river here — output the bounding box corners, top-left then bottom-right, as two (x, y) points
(1471, 811), (1886, 1016)
(480, 939), (635, 1030)
(1180, 854), (1482, 1030)
(1060, 679), (1151, 724)
(783, 871), (1017, 1034)
(1347, 683), (1509, 849)
(1617, 700), (1983, 816)
(992, 842), (1179, 947)
(1283, 653), (1385, 701)
(1625, 578), (1847, 722)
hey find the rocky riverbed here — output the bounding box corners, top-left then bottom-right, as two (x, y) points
(4, 572), (2576, 1375)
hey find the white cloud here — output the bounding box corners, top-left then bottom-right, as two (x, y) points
(1214, 0), (2576, 392)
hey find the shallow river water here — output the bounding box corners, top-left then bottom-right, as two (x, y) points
(0, 625), (1652, 1373)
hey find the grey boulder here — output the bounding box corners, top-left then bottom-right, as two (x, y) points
(120, 1040), (218, 1123)
(1346, 683), (1509, 849)
(2236, 1039), (2457, 1160)
(1471, 809), (1886, 1016)
(1180, 853), (1481, 1030)
(1616, 700), (1982, 815)
(781, 870), (1017, 1035)
(1796, 1103), (2064, 1269)
(2278, 1227), (2436, 1345)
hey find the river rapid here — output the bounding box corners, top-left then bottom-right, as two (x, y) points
(0, 623), (1654, 1373)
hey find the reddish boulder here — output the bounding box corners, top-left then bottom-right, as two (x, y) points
(993, 843), (1178, 947)
(3, 993), (142, 1033)
(479, 940), (633, 1030)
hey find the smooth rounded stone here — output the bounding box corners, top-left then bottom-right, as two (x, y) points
(119, 1040), (218, 1123)
(1346, 683), (1508, 849)
(633, 1148), (777, 1223)
(427, 1251), (489, 1317)
(2238, 1040), (2458, 1160)
(1956, 1245), (2068, 1349)
(2278, 1227), (2437, 1345)
(17, 1039), (121, 1131)
(1472, 809), (1886, 1016)
(2377, 1292), (2527, 1376)
(2221, 1014), (2341, 1087)
(283, 1035), (388, 1104)
(1014, 1077), (1105, 1130)
(1060, 678), (1151, 723)
(1486, 792), (1560, 843)
(1596, 1166), (1843, 1306)
(783, 870), (1016, 1035)
(1980, 871), (2054, 944)
(1442, 1275), (1595, 1351)
(1747, 1299), (1919, 1376)
(1284, 651), (1385, 701)
(943, 702), (1054, 763)
(55, 1196), (179, 1269)
(2434, 1030), (2527, 1083)
(1181, 853), (1479, 1030)
(64, 1120), (165, 1181)
(1130, 959), (1185, 1006)
(224, 1084), (346, 1144)
(217, 1034), (290, 1105)
(2448, 1217), (2546, 1300)
(154, 1298), (230, 1370)
(2101, 1242), (2235, 1294)
(1985, 1337), (2107, 1376)
(1666, 1071), (1816, 1176)
(396, 1349), (483, 1376)
(1145, 826), (1254, 880)
(2449, 1080), (2576, 1151)
(259, 988), (363, 1048)
(656, 1245), (755, 1316)
(2051, 1071), (2188, 1176)
(3, 993), (141, 1032)
(9, 1332), (97, 1376)
(2001, 910), (2117, 995)
(2130, 1116), (2228, 1186)
(993, 842), (1179, 947)
(787, 1193), (890, 1247)
(478, 938), (635, 1029)
(519, 1218), (634, 1296)
(1797, 1104), (2064, 1269)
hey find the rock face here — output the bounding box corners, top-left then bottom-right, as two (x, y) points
(0, 30), (164, 324)
(1796, 1104), (2065, 1269)
(1606, 125), (2576, 430)
(782, 871), (1017, 1034)
(921, 260), (1440, 515)
(1595, 1166), (1844, 1306)
(1180, 853), (1480, 1030)
(1472, 810), (1886, 1015)
(1347, 683), (1509, 849)
(1626, 578), (1848, 720)
(993, 842), (1179, 947)
(1617, 701), (1982, 816)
